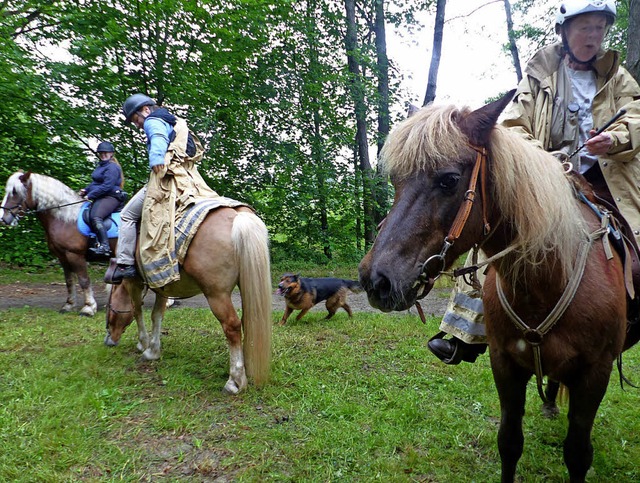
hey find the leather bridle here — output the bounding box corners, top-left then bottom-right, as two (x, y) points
(416, 144), (491, 288)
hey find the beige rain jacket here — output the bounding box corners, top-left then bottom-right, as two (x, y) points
(502, 43), (640, 244)
(140, 118), (219, 288)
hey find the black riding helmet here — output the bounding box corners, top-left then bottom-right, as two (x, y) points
(96, 141), (115, 153)
(122, 93), (155, 123)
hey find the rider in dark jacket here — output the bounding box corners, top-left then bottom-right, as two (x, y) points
(79, 141), (125, 256)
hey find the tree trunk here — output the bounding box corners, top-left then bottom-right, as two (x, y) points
(344, 0), (376, 245)
(306, 0), (331, 259)
(628, 0), (640, 83)
(503, 0), (522, 82)
(423, 0), (447, 105)
(373, 0), (390, 221)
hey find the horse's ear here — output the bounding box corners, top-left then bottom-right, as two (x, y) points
(19, 171), (32, 184)
(459, 89), (516, 146)
(407, 104), (420, 118)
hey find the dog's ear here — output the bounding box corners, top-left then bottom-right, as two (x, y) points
(294, 273), (300, 281)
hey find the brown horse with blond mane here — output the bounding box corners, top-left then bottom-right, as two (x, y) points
(359, 91), (639, 482)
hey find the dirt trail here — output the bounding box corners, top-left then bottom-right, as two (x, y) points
(0, 281), (450, 318)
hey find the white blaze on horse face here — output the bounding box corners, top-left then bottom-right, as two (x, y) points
(0, 194), (6, 224)
(0, 191), (16, 226)
(516, 339), (527, 353)
(1, 173), (27, 226)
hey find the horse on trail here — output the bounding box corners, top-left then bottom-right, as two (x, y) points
(0, 171), (114, 316)
(104, 206), (272, 394)
(358, 92), (639, 482)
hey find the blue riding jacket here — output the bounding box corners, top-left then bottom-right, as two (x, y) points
(84, 160), (123, 201)
(143, 108), (175, 168)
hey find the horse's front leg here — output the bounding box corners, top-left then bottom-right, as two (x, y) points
(63, 253), (97, 316)
(490, 350), (531, 483)
(122, 279), (149, 352)
(563, 368), (611, 482)
(133, 298), (149, 352)
(542, 380), (561, 418)
(207, 294), (247, 395)
(58, 261), (78, 313)
(141, 294), (168, 361)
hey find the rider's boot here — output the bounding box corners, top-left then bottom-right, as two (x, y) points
(428, 335), (487, 364)
(89, 220), (112, 256)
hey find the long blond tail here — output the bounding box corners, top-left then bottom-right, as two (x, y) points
(231, 211), (272, 386)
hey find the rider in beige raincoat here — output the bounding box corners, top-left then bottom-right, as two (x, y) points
(108, 93), (218, 287)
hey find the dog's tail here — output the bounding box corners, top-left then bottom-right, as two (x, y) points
(343, 279), (363, 293)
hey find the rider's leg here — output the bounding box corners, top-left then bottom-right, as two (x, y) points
(108, 187), (146, 283)
(88, 197), (120, 256)
(428, 251), (488, 364)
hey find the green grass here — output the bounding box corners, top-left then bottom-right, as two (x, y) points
(1, 303), (639, 482)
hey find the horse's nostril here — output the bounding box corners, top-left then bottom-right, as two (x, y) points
(371, 270), (392, 299)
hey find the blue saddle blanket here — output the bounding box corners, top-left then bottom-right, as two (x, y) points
(77, 202), (121, 238)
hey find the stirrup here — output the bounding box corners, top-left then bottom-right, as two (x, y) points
(428, 331), (464, 365)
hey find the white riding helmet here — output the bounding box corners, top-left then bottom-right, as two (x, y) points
(555, 0), (617, 32)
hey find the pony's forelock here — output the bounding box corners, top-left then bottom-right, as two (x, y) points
(5, 172), (27, 198)
(381, 104), (473, 179)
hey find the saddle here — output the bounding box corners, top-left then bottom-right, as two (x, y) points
(570, 173), (640, 330)
(76, 202), (122, 239)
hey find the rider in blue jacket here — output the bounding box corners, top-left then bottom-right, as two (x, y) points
(79, 141), (124, 256)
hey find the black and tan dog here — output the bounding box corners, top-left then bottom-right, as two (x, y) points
(276, 273), (361, 325)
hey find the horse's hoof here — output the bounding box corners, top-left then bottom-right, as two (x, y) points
(59, 304), (75, 313)
(141, 349), (160, 361)
(223, 381), (241, 395)
(79, 307), (95, 317)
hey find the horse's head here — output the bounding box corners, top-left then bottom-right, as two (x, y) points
(0, 171), (31, 226)
(359, 91), (515, 312)
(104, 283), (136, 346)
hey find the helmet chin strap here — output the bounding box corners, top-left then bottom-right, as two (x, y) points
(561, 34), (596, 66)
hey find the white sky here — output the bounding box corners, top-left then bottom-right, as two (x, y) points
(388, 0), (556, 108)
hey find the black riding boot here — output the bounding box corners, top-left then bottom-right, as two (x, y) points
(428, 334), (487, 364)
(89, 219), (111, 256)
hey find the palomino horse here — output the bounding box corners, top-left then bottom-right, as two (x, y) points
(1, 171), (110, 316)
(359, 92), (638, 482)
(105, 206), (272, 394)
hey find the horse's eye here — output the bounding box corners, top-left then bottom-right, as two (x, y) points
(438, 173), (460, 192)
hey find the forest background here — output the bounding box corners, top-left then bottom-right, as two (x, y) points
(1, 0), (639, 268)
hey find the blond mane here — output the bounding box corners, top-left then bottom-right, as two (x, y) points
(381, 104), (587, 282)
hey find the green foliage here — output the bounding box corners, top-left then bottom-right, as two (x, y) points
(2, 1), (635, 267)
(0, 224), (51, 267)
